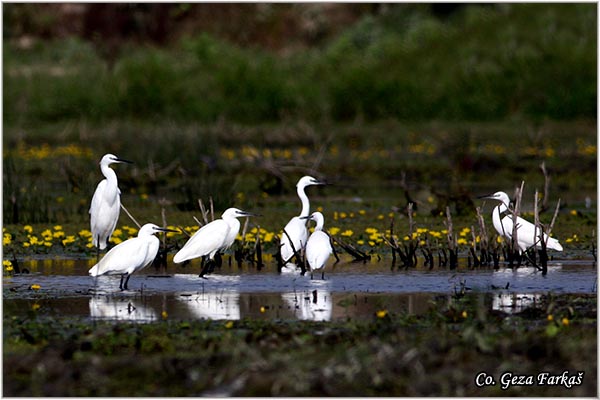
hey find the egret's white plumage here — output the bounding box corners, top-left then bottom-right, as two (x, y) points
(89, 223), (174, 290)
(173, 208), (255, 264)
(304, 212), (333, 279)
(482, 191), (563, 253)
(90, 153), (132, 249)
(280, 176), (325, 263)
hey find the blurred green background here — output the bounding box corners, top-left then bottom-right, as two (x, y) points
(3, 3), (597, 226)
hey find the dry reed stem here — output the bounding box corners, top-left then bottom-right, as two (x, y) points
(120, 203), (141, 229)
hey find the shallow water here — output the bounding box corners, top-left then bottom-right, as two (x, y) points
(3, 255), (596, 322)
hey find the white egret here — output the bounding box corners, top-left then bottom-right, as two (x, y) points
(90, 153), (133, 250)
(173, 208), (257, 275)
(303, 211), (333, 280)
(480, 191), (563, 253)
(89, 223), (177, 290)
(280, 176), (326, 263)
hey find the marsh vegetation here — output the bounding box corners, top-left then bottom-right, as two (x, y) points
(3, 3), (597, 397)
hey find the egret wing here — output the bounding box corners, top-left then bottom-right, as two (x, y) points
(89, 237), (150, 276)
(174, 220), (230, 263)
(305, 231), (332, 270)
(280, 217), (308, 262)
(90, 179), (121, 248)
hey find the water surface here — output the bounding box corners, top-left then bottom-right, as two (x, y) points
(3, 256), (596, 322)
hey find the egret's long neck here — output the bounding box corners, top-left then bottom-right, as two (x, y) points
(101, 164), (118, 187)
(314, 218), (324, 231)
(297, 185), (310, 217)
(226, 217), (241, 232)
(496, 201), (508, 214)
(492, 202), (508, 229)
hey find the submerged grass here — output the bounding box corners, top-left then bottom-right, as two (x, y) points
(3, 293), (596, 396)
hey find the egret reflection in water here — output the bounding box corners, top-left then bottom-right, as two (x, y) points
(492, 293), (542, 314)
(89, 296), (159, 322)
(178, 291), (241, 320)
(282, 288), (332, 321)
(280, 262), (302, 275)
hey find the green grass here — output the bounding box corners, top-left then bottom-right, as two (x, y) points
(3, 4), (596, 126)
(3, 293), (596, 396)
(3, 119), (596, 226)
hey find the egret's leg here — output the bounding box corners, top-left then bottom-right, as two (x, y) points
(119, 275), (125, 290)
(310, 271), (314, 280)
(96, 235), (101, 263)
(321, 271), (325, 280)
(199, 259), (213, 278)
(123, 274), (131, 290)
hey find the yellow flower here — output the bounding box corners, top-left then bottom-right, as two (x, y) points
(62, 236), (76, 246)
(124, 226), (138, 237)
(31, 303), (41, 311)
(429, 231), (442, 239)
(161, 311), (168, 320)
(547, 314), (554, 321)
(328, 227), (340, 236)
(561, 317), (569, 326)
(260, 306), (266, 313)
(340, 230), (353, 237)
(166, 226), (178, 238)
(224, 321), (234, 329)
(570, 209), (578, 216)
(24, 225), (33, 234)
(457, 238), (468, 246)
(462, 310), (468, 318)
(376, 310), (388, 318)
(53, 225), (63, 231)
(3, 233), (12, 246)
(30, 284), (41, 291)
(78, 229), (92, 238)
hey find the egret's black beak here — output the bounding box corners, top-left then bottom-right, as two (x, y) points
(240, 211), (260, 217)
(116, 158), (134, 164)
(300, 215), (313, 220)
(477, 194), (494, 200)
(157, 227), (180, 233)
